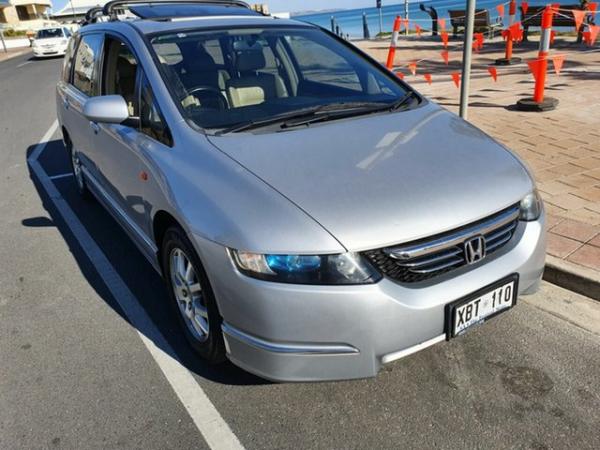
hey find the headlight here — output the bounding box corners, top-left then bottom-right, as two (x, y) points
(519, 190), (543, 221)
(230, 250), (381, 285)
(61, 39), (68, 45)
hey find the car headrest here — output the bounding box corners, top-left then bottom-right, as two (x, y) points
(235, 49), (266, 72)
(117, 56), (136, 79)
(186, 46), (217, 71)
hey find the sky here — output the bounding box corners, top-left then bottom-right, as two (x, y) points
(51, 0), (376, 15)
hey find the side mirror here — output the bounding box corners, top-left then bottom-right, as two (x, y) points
(83, 95), (129, 124)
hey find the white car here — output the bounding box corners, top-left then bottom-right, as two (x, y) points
(32, 27), (72, 58)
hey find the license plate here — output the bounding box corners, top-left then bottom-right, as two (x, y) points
(446, 275), (518, 338)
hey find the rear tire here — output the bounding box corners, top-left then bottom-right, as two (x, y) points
(161, 226), (226, 363)
(66, 137), (92, 201)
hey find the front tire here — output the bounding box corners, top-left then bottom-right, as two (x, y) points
(161, 227), (226, 363)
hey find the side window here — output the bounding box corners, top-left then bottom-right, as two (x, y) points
(285, 35), (361, 92)
(73, 34), (103, 96)
(61, 35), (78, 83)
(140, 76), (173, 147)
(102, 37), (139, 116)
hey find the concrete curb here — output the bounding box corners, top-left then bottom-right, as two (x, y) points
(543, 255), (600, 301)
(0, 48), (31, 63)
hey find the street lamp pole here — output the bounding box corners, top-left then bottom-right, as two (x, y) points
(70, 0), (76, 21)
(459, 0), (476, 119)
(0, 29), (7, 54)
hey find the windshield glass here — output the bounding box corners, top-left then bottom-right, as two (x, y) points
(36, 28), (64, 39)
(150, 26), (410, 131)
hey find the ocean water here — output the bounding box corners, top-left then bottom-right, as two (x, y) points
(295, 0), (556, 38)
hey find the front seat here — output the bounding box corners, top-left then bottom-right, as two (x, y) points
(226, 48), (288, 108)
(115, 56), (137, 116)
(180, 45), (229, 91)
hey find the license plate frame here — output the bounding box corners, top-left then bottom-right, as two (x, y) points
(445, 274), (519, 340)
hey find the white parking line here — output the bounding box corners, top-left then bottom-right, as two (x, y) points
(49, 172), (73, 180)
(28, 121), (244, 450)
(17, 61), (32, 68)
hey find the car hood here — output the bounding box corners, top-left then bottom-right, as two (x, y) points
(207, 102), (534, 252)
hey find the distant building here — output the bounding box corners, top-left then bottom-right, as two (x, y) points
(52, 0), (104, 23)
(0, 0), (56, 30)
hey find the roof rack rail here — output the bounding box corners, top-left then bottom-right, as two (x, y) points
(102, 0), (251, 21)
(82, 7), (105, 26)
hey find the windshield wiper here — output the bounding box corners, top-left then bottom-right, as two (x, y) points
(388, 90), (417, 111)
(214, 106), (325, 135)
(214, 92), (418, 135)
(280, 92), (418, 129)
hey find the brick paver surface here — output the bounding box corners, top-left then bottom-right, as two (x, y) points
(358, 35), (600, 272)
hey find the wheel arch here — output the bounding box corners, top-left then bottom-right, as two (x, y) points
(61, 126), (71, 146)
(153, 210), (186, 268)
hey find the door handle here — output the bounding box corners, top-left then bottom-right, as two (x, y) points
(89, 121), (100, 134)
(63, 98), (69, 109)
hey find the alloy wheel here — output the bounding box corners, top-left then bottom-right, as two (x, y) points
(169, 248), (210, 343)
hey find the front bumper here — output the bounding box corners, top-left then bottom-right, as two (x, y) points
(33, 46), (67, 57)
(194, 216), (546, 382)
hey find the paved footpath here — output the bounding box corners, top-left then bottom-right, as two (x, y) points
(2, 50), (600, 450)
(0, 47), (31, 63)
(358, 36), (600, 276)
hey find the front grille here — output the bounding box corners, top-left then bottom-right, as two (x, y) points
(363, 204), (520, 284)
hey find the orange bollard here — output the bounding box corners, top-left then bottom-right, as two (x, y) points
(516, 5), (559, 111)
(533, 6), (553, 102)
(495, 0), (522, 65)
(386, 16), (402, 69)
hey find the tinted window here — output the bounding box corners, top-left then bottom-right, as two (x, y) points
(62, 35), (78, 83)
(35, 28), (64, 39)
(151, 27), (408, 131)
(73, 34), (103, 96)
(140, 76), (172, 146)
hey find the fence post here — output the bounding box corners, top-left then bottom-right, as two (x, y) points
(363, 12), (371, 39)
(386, 16), (402, 69)
(404, 0), (409, 36)
(516, 5), (559, 111)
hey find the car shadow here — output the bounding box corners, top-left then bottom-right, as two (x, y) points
(26, 139), (269, 387)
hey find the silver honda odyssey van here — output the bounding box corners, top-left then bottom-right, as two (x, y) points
(56, 0), (545, 381)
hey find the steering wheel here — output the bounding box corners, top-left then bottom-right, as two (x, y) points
(187, 86), (228, 111)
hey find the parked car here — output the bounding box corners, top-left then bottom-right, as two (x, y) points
(56, 0), (546, 382)
(32, 27), (72, 58)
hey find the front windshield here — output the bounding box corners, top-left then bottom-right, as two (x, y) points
(36, 28), (64, 39)
(150, 26), (410, 131)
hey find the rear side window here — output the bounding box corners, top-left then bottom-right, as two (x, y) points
(72, 34), (103, 96)
(62, 35), (78, 83)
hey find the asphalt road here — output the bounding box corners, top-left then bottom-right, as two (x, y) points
(1, 52), (600, 450)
